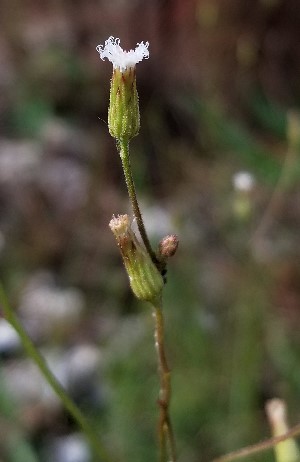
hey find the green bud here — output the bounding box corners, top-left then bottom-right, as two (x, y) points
(108, 67), (140, 141)
(109, 215), (164, 304)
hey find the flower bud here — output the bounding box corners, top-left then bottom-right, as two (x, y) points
(108, 67), (140, 141)
(158, 234), (179, 259)
(109, 215), (164, 304)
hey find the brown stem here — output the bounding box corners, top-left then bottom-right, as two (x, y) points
(212, 422), (300, 462)
(152, 303), (176, 462)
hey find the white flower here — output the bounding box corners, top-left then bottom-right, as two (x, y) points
(232, 171), (255, 192)
(96, 36), (149, 72)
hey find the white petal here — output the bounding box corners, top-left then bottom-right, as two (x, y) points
(96, 36), (149, 71)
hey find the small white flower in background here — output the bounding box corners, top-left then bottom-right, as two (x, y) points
(96, 36), (149, 72)
(232, 171), (255, 192)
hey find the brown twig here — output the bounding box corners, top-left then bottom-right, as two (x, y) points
(212, 422), (300, 462)
(152, 303), (176, 462)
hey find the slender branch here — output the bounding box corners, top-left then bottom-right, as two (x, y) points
(118, 140), (158, 264)
(0, 283), (113, 462)
(152, 302), (176, 462)
(212, 422), (300, 462)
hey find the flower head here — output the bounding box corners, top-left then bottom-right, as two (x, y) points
(109, 214), (164, 304)
(96, 36), (149, 72)
(96, 37), (149, 141)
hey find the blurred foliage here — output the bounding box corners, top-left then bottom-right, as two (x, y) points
(0, 0), (300, 461)
(0, 367), (38, 462)
(183, 96), (282, 184)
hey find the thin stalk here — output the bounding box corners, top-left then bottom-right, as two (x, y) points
(119, 140), (157, 264)
(212, 422), (300, 462)
(0, 284), (113, 462)
(152, 301), (176, 462)
(252, 145), (298, 244)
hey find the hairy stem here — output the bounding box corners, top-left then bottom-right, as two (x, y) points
(119, 140), (157, 264)
(152, 302), (176, 462)
(0, 284), (113, 462)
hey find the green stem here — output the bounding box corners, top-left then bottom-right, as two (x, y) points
(119, 139), (157, 264)
(0, 283), (113, 462)
(152, 302), (176, 462)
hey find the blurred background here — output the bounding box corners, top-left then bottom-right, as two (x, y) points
(0, 0), (300, 461)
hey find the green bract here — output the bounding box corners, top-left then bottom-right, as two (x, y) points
(108, 68), (140, 141)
